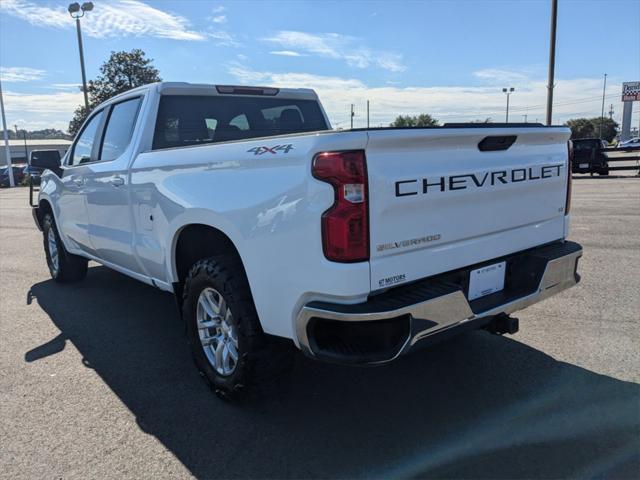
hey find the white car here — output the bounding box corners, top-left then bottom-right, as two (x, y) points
(31, 82), (582, 400)
(617, 137), (640, 149)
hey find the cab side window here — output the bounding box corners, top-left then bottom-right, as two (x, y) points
(99, 97), (142, 161)
(70, 111), (104, 166)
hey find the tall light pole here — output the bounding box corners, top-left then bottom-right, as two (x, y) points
(546, 0), (558, 126)
(0, 78), (15, 187)
(350, 104), (354, 129)
(68, 2), (93, 110)
(599, 73), (607, 139)
(502, 87), (515, 123)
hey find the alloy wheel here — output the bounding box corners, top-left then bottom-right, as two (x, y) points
(196, 287), (239, 376)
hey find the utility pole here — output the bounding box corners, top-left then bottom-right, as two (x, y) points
(523, 114), (528, 123)
(0, 78), (15, 187)
(366, 100), (370, 129)
(350, 104), (354, 129)
(545, 0), (558, 126)
(608, 104), (614, 120)
(599, 73), (607, 139)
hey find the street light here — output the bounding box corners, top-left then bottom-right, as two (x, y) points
(502, 87), (515, 123)
(68, 2), (93, 110)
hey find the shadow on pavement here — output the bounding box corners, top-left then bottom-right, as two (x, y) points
(26, 266), (640, 479)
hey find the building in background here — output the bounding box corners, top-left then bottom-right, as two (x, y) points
(0, 139), (71, 164)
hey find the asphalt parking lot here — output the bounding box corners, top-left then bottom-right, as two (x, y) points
(1, 175), (639, 479)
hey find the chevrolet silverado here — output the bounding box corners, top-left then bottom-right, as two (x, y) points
(31, 82), (582, 399)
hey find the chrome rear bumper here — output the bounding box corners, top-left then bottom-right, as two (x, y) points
(296, 241), (582, 364)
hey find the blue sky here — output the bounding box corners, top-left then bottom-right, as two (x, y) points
(1, 0), (639, 131)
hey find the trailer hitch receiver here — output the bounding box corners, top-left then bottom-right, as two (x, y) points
(486, 313), (520, 335)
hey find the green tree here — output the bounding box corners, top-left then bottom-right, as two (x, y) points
(69, 49), (161, 135)
(565, 117), (618, 143)
(390, 114), (439, 127)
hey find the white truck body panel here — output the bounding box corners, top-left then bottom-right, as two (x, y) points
(36, 82), (575, 348)
(366, 128), (570, 291)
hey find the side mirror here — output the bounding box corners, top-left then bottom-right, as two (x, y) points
(30, 156), (61, 170)
(30, 151), (61, 170)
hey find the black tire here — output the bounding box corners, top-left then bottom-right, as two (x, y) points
(599, 168), (609, 176)
(182, 256), (292, 401)
(42, 213), (88, 283)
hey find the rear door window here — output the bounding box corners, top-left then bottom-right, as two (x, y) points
(152, 95), (328, 150)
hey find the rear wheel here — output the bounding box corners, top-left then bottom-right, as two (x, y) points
(42, 213), (88, 283)
(182, 256), (292, 400)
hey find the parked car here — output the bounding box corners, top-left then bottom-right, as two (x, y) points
(23, 166), (43, 185)
(0, 166), (25, 187)
(570, 138), (609, 175)
(30, 82), (582, 401)
(618, 137), (640, 149)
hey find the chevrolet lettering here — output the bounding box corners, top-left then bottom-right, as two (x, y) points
(395, 164), (564, 197)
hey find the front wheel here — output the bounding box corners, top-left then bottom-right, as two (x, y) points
(182, 256), (292, 400)
(42, 213), (88, 282)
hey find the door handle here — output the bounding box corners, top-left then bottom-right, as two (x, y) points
(73, 177), (84, 186)
(110, 176), (125, 187)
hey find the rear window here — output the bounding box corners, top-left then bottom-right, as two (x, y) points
(573, 140), (599, 151)
(152, 95), (329, 150)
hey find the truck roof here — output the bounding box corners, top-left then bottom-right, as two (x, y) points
(147, 81), (319, 100)
(96, 82), (320, 114)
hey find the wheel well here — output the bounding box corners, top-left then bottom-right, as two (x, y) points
(37, 199), (53, 227)
(174, 224), (243, 284)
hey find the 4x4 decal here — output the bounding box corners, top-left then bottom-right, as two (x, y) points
(247, 144), (294, 155)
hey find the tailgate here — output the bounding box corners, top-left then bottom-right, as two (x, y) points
(366, 127), (571, 291)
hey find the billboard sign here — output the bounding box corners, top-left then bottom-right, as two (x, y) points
(622, 81), (640, 102)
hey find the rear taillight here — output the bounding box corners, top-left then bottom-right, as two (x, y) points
(566, 141), (573, 214)
(312, 150), (369, 262)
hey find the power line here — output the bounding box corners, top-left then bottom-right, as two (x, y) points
(508, 93), (620, 113)
(342, 91), (626, 125)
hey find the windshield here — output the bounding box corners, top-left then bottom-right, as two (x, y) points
(152, 95), (329, 150)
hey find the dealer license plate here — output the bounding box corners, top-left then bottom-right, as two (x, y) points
(468, 261), (506, 300)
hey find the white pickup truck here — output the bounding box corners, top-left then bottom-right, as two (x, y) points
(31, 82), (582, 399)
